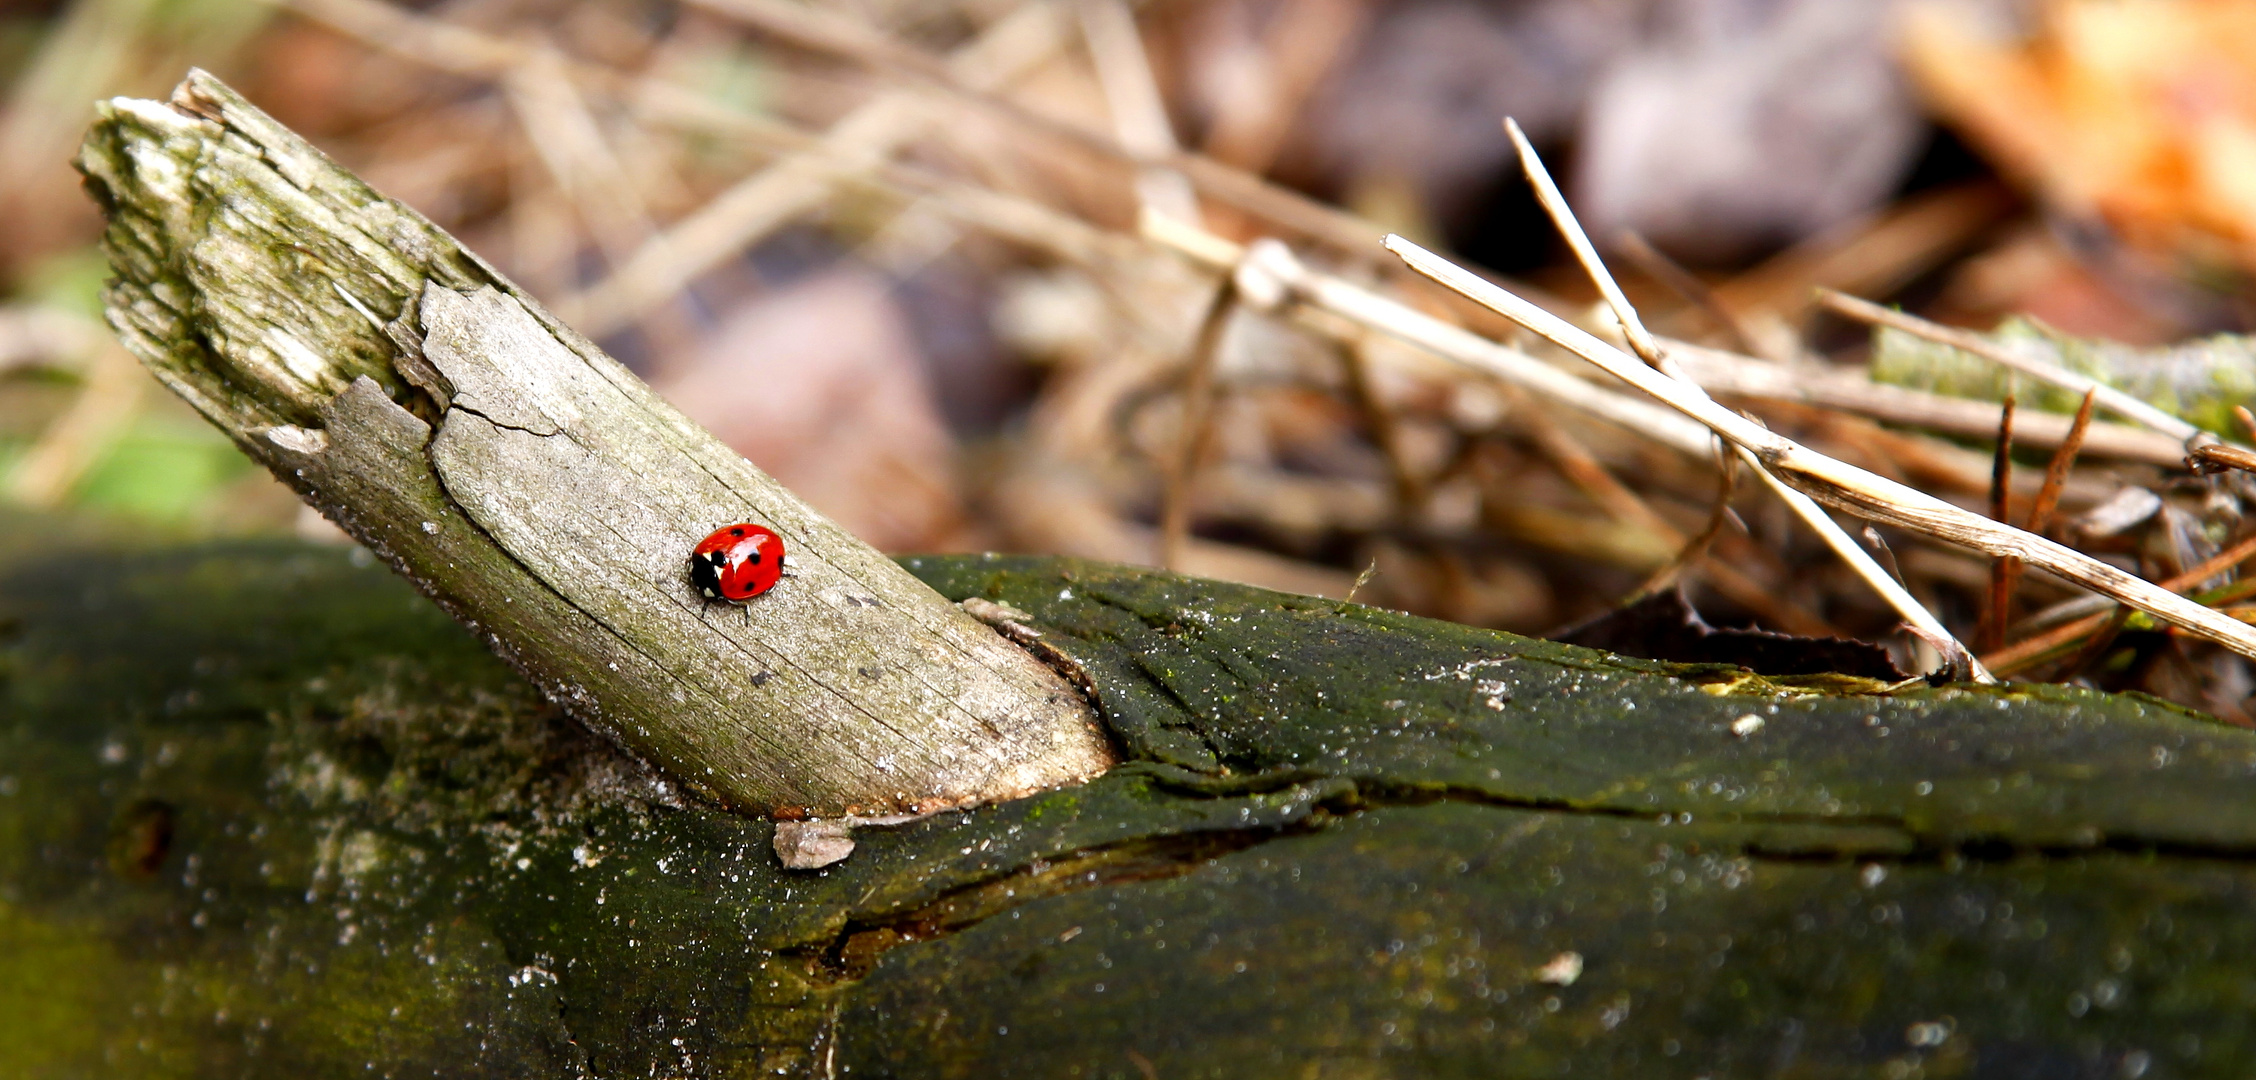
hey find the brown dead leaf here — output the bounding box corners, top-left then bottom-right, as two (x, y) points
(1902, 0), (2256, 274)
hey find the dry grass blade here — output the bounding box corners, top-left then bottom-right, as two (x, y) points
(1985, 610), (2112, 677)
(1140, 213), (1717, 457)
(1818, 289), (2206, 445)
(1662, 340), (2185, 466)
(291, 0), (752, 126)
(1517, 406), (1679, 543)
(1503, 118), (1662, 365)
(1077, 0), (1201, 224)
(694, 0), (1388, 255)
(1503, 118), (1983, 679)
(298, 0), (1152, 321)
(556, 3), (1072, 335)
(1384, 235), (2256, 665)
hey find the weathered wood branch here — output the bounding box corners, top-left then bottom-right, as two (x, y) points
(76, 71), (1111, 816)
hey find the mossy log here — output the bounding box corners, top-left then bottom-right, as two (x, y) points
(4, 531), (2255, 1077)
(75, 72), (1108, 817)
(42, 65), (2256, 1080)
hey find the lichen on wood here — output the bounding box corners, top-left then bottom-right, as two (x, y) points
(74, 70), (1111, 816)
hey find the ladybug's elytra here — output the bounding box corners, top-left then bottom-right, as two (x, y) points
(690, 523), (785, 603)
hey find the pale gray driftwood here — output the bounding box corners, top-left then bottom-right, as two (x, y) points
(77, 71), (1111, 816)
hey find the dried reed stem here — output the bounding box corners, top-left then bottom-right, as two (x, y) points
(1384, 235), (2256, 666)
(1984, 533), (2256, 675)
(1818, 289), (2207, 445)
(1502, 119), (1984, 679)
(1661, 340), (2184, 466)
(1142, 215), (1717, 456)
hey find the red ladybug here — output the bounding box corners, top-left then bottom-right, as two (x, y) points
(690, 523), (785, 603)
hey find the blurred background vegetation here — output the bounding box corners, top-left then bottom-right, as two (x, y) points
(6, 0), (2256, 714)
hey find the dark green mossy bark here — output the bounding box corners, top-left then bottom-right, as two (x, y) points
(3, 531), (2254, 1078)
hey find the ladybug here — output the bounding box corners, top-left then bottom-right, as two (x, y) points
(690, 523), (785, 603)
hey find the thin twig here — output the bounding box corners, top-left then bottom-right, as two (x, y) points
(1503, 118), (1986, 679)
(1337, 338), (1426, 514)
(2027, 387), (2098, 537)
(1507, 413), (1829, 633)
(1630, 445), (1737, 600)
(1197, 0), (1368, 174)
(1613, 230), (1767, 359)
(1982, 395), (2017, 654)
(1818, 289), (2207, 445)
(1160, 279), (1237, 571)
(288, 0), (810, 148)
(500, 44), (694, 353)
(1143, 215), (1824, 620)
(287, 0), (1135, 330)
(1986, 610), (2111, 677)
(1383, 234), (2256, 666)
(1516, 406), (1680, 542)
(1719, 183), (2013, 324)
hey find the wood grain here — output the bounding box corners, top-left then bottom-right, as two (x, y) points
(79, 71), (1111, 815)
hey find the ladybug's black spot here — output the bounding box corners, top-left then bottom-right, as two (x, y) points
(748, 552), (761, 564)
(730, 527), (745, 536)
